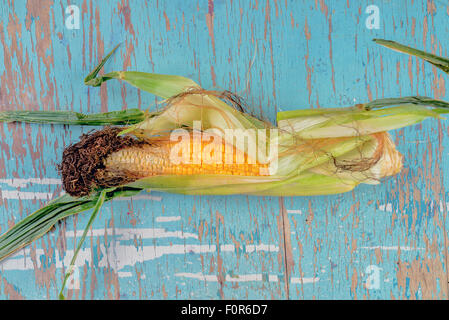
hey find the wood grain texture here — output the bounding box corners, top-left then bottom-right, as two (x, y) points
(0, 0), (448, 299)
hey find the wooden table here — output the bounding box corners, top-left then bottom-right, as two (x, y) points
(0, 0), (448, 299)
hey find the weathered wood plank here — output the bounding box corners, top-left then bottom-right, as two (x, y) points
(0, 0), (448, 299)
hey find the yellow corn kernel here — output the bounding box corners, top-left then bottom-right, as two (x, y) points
(104, 134), (269, 178)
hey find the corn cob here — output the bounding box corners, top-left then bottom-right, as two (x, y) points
(103, 134), (269, 178)
(102, 131), (402, 179)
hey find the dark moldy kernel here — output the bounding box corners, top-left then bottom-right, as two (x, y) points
(58, 127), (145, 197)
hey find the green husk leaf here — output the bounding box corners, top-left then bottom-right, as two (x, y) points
(84, 43), (121, 85)
(158, 173), (358, 196)
(277, 96), (449, 122)
(127, 172), (357, 196)
(84, 44), (200, 99)
(59, 188), (111, 300)
(277, 101), (448, 139)
(363, 96), (449, 111)
(0, 187), (143, 263)
(247, 171), (358, 196)
(132, 93), (268, 144)
(373, 39), (449, 74)
(127, 174), (283, 195)
(90, 71), (201, 100)
(0, 109), (151, 126)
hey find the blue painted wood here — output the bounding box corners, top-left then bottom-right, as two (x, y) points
(0, 0), (448, 299)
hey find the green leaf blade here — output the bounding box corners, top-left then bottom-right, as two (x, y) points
(0, 109), (150, 126)
(374, 39), (449, 74)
